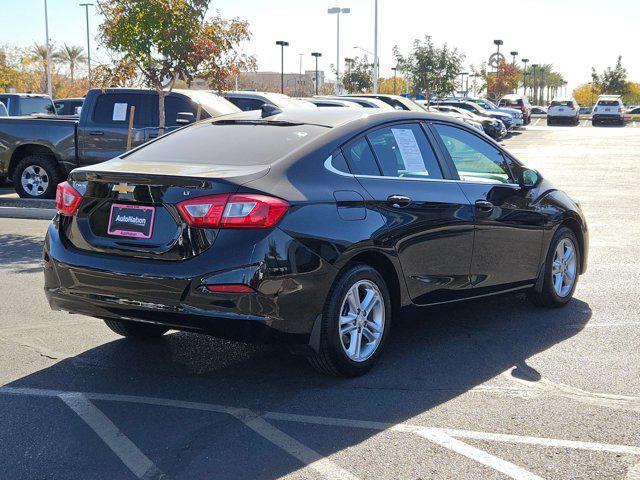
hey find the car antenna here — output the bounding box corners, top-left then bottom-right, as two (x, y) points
(261, 103), (282, 118)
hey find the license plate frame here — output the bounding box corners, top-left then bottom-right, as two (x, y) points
(107, 203), (155, 239)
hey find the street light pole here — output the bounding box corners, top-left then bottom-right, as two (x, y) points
(311, 52), (322, 96)
(510, 50), (518, 65)
(531, 64), (538, 105)
(298, 53), (303, 96)
(328, 7), (350, 94)
(79, 3), (93, 85)
(275, 41), (289, 94)
(391, 66), (397, 94)
(521, 58), (529, 97)
(44, 0), (52, 97)
(373, 0), (378, 93)
(493, 39), (503, 99)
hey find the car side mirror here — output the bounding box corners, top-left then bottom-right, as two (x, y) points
(521, 168), (540, 189)
(176, 112), (195, 125)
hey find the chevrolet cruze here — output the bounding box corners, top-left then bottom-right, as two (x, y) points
(44, 107), (588, 376)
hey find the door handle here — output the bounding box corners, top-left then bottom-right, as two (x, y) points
(387, 194), (412, 208)
(148, 133), (158, 138)
(88, 130), (104, 136)
(475, 200), (494, 212)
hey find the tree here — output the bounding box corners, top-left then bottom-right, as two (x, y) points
(55, 45), (87, 82)
(377, 75), (408, 95)
(572, 83), (599, 106)
(340, 56), (372, 93)
(394, 36), (463, 106)
(479, 60), (521, 100)
(98, 0), (254, 132)
(591, 56), (629, 96)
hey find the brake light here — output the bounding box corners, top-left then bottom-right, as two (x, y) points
(55, 181), (82, 216)
(177, 193), (289, 229)
(204, 284), (256, 293)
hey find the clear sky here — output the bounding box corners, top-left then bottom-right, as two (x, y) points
(2, 0), (637, 93)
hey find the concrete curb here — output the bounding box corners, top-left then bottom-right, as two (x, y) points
(0, 206), (56, 220)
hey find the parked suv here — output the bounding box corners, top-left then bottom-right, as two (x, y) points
(498, 94), (532, 125)
(547, 98), (580, 126)
(592, 95), (625, 126)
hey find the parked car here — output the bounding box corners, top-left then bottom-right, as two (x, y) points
(54, 97), (84, 116)
(464, 97), (524, 127)
(625, 106), (640, 115)
(44, 107), (588, 376)
(498, 94), (532, 125)
(437, 100), (514, 130)
(302, 98), (363, 108)
(578, 106), (592, 115)
(342, 94), (425, 112)
(547, 98), (581, 126)
(592, 95), (625, 126)
(415, 101), (485, 134)
(429, 104), (506, 140)
(223, 91), (316, 111)
(321, 96), (393, 109)
(0, 88), (240, 197)
(0, 93), (56, 116)
(0, 102), (7, 117)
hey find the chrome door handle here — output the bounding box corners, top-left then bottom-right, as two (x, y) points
(475, 200), (494, 212)
(387, 195), (412, 208)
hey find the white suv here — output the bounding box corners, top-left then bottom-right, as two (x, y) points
(592, 95), (625, 126)
(547, 98), (580, 126)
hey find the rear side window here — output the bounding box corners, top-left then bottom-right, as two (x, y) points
(227, 96), (265, 111)
(367, 124), (443, 179)
(163, 96), (197, 126)
(93, 94), (153, 126)
(343, 137), (380, 176)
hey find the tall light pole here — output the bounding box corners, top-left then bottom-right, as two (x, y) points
(298, 53), (303, 96)
(458, 72), (468, 97)
(493, 39), (503, 99)
(373, 0), (379, 93)
(510, 50), (518, 65)
(391, 66), (397, 94)
(275, 41), (289, 94)
(521, 58), (529, 97)
(531, 64), (538, 105)
(328, 7), (350, 94)
(44, 0), (52, 97)
(311, 52), (322, 95)
(80, 3), (93, 85)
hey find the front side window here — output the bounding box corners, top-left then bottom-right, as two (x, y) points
(367, 124), (443, 179)
(434, 124), (515, 184)
(164, 96), (197, 126)
(343, 137), (380, 176)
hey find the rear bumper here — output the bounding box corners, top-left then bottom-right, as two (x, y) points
(43, 219), (337, 345)
(592, 114), (624, 123)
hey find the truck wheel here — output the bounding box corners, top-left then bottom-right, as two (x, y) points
(13, 155), (62, 199)
(103, 319), (169, 339)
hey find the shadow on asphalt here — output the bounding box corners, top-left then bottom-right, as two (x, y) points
(3, 289), (592, 479)
(0, 233), (44, 274)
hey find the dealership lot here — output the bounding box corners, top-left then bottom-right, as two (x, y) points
(0, 125), (639, 479)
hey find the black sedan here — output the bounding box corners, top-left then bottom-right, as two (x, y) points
(45, 108), (588, 376)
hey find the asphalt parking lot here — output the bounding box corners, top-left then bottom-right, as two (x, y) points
(1, 124), (639, 479)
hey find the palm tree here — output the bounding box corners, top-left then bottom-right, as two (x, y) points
(54, 45), (87, 82)
(31, 43), (54, 92)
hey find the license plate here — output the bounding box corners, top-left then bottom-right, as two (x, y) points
(605, 108), (611, 112)
(108, 203), (155, 239)
(558, 108), (564, 111)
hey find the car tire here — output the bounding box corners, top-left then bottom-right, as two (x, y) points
(103, 318), (169, 339)
(307, 264), (391, 377)
(528, 226), (580, 308)
(12, 154), (62, 199)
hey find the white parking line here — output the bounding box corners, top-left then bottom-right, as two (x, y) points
(59, 393), (166, 480)
(582, 120), (589, 127)
(533, 119), (540, 126)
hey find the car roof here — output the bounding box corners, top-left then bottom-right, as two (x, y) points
(500, 94), (523, 99)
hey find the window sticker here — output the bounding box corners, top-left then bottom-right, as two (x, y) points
(391, 128), (427, 173)
(112, 102), (128, 121)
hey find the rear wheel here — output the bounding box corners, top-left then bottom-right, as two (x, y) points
(528, 226), (580, 308)
(103, 319), (169, 339)
(307, 265), (391, 377)
(12, 154), (62, 199)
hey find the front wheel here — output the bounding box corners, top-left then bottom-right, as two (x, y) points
(307, 265), (391, 377)
(528, 226), (580, 308)
(103, 319), (169, 339)
(12, 154), (62, 199)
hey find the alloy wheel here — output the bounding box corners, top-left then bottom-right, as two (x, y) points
(339, 280), (385, 362)
(552, 238), (578, 297)
(20, 165), (49, 197)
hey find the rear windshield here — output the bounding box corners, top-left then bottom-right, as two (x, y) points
(500, 99), (523, 107)
(20, 97), (56, 115)
(126, 121), (328, 165)
(597, 100), (620, 106)
(550, 101), (573, 107)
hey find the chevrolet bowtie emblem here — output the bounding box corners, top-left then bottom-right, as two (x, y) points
(112, 183), (135, 194)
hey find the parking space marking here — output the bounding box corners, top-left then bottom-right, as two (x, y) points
(59, 392), (166, 480)
(533, 119), (540, 126)
(3, 386), (640, 479)
(626, 460), (640, 480)
(582, 120), (589, 127)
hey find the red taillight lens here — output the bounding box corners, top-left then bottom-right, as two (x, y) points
(55, 181), (82, 216)
(177, 193), (289, 229)
(204, 284), (256, 293)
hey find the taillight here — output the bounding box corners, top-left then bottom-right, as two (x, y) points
(55, 181), (82, 216)
(177, 193), (289, 229)
(204, 284), (256, 293)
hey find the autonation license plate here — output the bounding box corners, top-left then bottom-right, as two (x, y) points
(107, 203), (155, 238)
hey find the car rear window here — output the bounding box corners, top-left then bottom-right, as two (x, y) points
(20, 97), (56, 115)
(125, 121), (328, 166)
(500, 99), (523, 107)
(597, 100), (620, 106)
(551, 101), (573, 107)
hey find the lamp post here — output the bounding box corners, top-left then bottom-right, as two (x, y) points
(373, 0), (378, 93)
(275, 40), (289, 94)
(492, 39), (503, 99)
(79, 3), (93, 85)
(344, 57), (354, 93)
(531, 64), (538, 105)
(43, 0), (52, 97)
(328, 7), (350, 94)
(521, 58), (529, 97)
(391, 66), (397, 94)
(510, 50), (518, 65)
(311, 52), (322, 95)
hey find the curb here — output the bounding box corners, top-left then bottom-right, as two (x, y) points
(0, 206), (56, 220)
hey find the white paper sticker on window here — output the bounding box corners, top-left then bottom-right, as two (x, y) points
(112, 103), (128, 121)
(391, 128), (427, 173)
